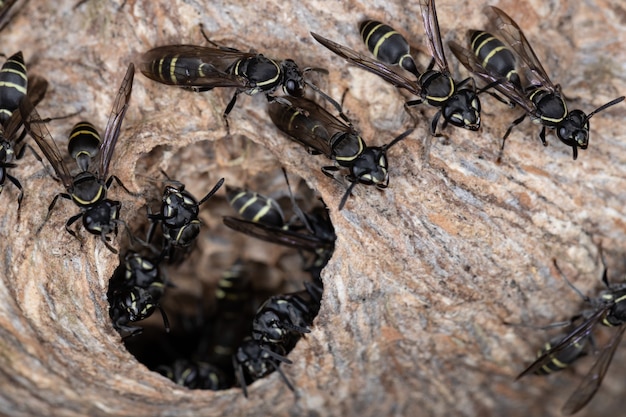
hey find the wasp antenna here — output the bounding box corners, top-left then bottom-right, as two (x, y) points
(385, 127), (414, 150)
(303, 66), (329, 75)
(198, 177), (225, 205)
(281, 168), (313, 234)
(552, 259), (590, 302)
(585, 96), (624, 122)
(158, 305), (171, 333)
(305, 81), (343, 115)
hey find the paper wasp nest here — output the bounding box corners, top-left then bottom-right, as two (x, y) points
(1, 1), (625, 416)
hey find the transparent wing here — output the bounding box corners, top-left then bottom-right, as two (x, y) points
(516, 307), (607, 379)
(311, 32), (420, 95)
(3, 75), (48, 142)
(268, 95), (355, 157)
(488, 6), (557, 92)
(139, 45), (252, 89)
(419, 0), (449, 72)
(561, 324), (626, 415)
(26, 75), (49, 108)
(97, 62), (134, 180)
(448, 40), (536, 115)
(19, 96), (73, 189)
(223, 216), (327, 252)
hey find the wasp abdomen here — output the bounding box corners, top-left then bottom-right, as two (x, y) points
(68, 121), (101, 172)
(0, 51), (27, 124)
(469, 30), (521, 89)
(360, 20), (418, 76)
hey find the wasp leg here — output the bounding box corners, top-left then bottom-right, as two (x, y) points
(222, 91), (242, 135)
(65, 211), (85, 247)
(497, 113), (527, 163)
(321, 165), (340, 179)
(37, 193), (70, 234)
(6, 173), (23, 213)
(430, 110), (442, 136)
(106, 175), (137, 196)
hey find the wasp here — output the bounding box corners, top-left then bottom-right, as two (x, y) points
(0, 51), (48, 213)
(157, 359), (230, 391)
(232, 336), (295, 398)
(21, 63), (135, 253)
(252, 280), (322, 347)
(252, 286), (317, 347)
(517, 260), (626, 414)
(448, 6), (624, 161)
(223, 174), (336, 272)
(236, 280), (322, 397)
(139, 29), (333, 131)
(147, 175), (224, 256)
(312, 0), (482, 135)
(207, 260), (254, 372)
(268, 95), (412, 210)
(225, 186), (286, 227)
(531, 327), (589, 376)
(107, 249), (170, 337)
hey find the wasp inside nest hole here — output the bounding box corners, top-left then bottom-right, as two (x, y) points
(109, 134), (335, 396)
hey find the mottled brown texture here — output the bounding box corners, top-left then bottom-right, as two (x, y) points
(1, 0), (625, 416)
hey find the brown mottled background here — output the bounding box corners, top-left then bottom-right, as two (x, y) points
(1, 0), (625, 416)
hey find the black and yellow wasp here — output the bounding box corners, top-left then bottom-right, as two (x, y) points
(107, 249), (171, 338)
(312, 0), (482, 136)
(528, 321), (589, 377)
(139, 30), (332, 130)
(0, 51), (48, 213)
(21, 63), (135, 253)
(448, 6), (624, 161)
(518, 261), (626, 415)
(223, 180), (336, 271)
(267, 95), (412, 210)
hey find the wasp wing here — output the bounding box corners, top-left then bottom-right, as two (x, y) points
(97, 62), (134, 181)
(448, 40), (536, 115)
(419, 0), (449, 72)
(488, 6), (557, 92)
(516, 307), (607, 379)
(311, 32), (420, 96)
(19, 96), (73, 189)
(223, 216), (327, 253)
(0, 0), (19, 31)
(139, 45), (252, 89)
(3, 74), (48, 142)
(561, 324), (626, 415)
(268, 95), (356, 157)
(27, 75), (48, 108)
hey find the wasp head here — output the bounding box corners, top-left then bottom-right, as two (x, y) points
(557, 109), (589, 159)
(280, 59), (305, 97)
(443, 89), (481, 131)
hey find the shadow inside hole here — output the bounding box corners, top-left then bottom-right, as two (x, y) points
(108, 137), (335, 394)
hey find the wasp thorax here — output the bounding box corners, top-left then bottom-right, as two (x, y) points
(70, 172), (106, 206)
(528, 89), (567, 126)
(420, 71), (455, 105)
